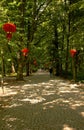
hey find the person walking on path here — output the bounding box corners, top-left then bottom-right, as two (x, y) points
(49, 67), (53, 77)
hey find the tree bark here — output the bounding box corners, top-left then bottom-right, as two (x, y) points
(16, 0), (26, 80)
(64, 0), (71, 77)
(53, 24), (60, 76)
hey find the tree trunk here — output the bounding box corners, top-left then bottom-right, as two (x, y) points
(26, 0), (37, 76)
(64, 0), (71, 77)
(26, 20), (31, 76)
(16, 52), (24, 80)
(11, 62), (15, 73)
(53, 24), (60, 76)
(16, 0), (26, 80)
(26, 61), (30, 76)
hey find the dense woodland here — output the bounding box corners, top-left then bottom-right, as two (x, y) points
(0, 0), (84, 82)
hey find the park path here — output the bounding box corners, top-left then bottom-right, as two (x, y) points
(0, 70), (84, 130)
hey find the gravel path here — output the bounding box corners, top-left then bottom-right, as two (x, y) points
(0, 71), (84, 130)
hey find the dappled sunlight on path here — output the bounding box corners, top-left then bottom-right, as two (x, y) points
(0, 71), (84, 130)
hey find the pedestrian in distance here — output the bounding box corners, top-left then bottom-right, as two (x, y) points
(49, 67), (53, 77)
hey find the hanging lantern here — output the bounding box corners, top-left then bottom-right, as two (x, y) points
(3, 23), (16, 33)
(3, 22), (16, 40)
(21, 48), (29, 56)
(70, 49), (77, 57)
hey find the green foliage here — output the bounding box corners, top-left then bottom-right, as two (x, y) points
(0, 0), (84, 80)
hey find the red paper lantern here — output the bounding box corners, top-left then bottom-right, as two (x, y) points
(70, 49), (77, 57)
(21, 48), (29, 56)
(3, 22), (16, 40)
(3, 23), (16, 33)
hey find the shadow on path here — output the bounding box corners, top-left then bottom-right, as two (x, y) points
(0, 71), (84, 130)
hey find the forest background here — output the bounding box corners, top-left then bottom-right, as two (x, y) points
(0, 0), (84, 82)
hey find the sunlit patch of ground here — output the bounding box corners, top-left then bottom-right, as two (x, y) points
(63, 124), (76, 130)
(0, 86), (18, 97)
